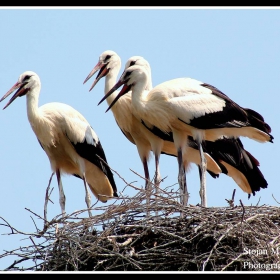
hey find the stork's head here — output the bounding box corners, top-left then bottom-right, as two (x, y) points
(83, 50), (121, 92)
(0, 71), (39, 109)
(98, 64), (149, 112)
(124, 56), (153, 91)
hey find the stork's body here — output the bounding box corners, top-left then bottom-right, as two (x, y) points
(101, 64), (273, 207)
(1, 71), (118, 216)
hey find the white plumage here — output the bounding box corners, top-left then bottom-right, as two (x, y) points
(1, 71), (118, 216)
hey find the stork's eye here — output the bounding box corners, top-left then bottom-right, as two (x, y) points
(23, 75), (31, 82)
(105, 55), (111, 62)
(129, 60), (136, 67)
(124, 71), (132, 80)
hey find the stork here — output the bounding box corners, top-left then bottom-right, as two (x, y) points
(85, 51), (268, 207)
(0, 71), (118, 217)
(99, 64), (273, 207)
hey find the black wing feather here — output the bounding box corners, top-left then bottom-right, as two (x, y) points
(67, 132), (118, 197)
(186, 83), (249, 130)
(202, 137), (268, 197)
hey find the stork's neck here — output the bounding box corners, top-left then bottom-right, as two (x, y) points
(130, 81), (170, 133)
(145, 72), (153, 91)
(26, 87), (40, 125)
(104, 68), (120, 106)
(131, 82), (149, 113)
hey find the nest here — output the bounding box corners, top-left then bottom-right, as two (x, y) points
(1, 175), (280, 272)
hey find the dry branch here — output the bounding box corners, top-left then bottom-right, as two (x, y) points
(0, 178), (280, 272)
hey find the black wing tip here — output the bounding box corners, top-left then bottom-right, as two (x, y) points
(207, 169), (220, 179)
(248, 181), (268, 199)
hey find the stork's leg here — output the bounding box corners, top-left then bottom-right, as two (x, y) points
(154, 153), (161, 219)
(198, 165), (202, 182)
(44, 172), (55, 223)
(143, 157), (152, 191)
(143, 158), (152, 217)
(154, 153), (161, 191)
(177, 147), (189, 214)
(198, 141), (207, 207)
(82, 174), (92, 218)
(56, 170), (66, 216)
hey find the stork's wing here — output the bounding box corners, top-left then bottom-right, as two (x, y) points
(69, 132), (118, 197)
(51, 104), (118, 196)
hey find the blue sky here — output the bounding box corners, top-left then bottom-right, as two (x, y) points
(0, 7), (279, 270)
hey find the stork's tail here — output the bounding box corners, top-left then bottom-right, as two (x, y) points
(245, 108), (274, 143)
(202, 137), (268, 196)
(240, 148), (268, 197)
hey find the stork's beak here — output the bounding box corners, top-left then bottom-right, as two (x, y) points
(98, 80), (131, 113)
(0, 81), (28, 110)
(83, 61), (110, 92)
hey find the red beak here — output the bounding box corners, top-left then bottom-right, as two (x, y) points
(0, 81), (28, 109)
(83, 62), (110, 92)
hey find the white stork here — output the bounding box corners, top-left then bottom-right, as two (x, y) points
(83, 50), (222, 206)
(99, 64), (273, 207)
(0, 71), (118, 216)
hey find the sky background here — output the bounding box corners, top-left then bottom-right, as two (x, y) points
(0, 7), (279, 271)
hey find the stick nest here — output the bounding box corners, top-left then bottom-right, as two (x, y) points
(1, 180), (280, 272)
